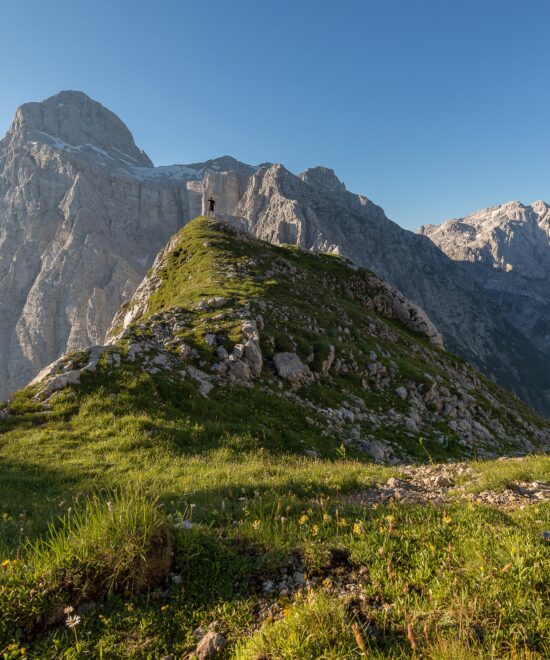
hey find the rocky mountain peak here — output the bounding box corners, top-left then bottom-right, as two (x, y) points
(7, 90), (152, 167)
(192, 155), (258, 175)
(419, 199), (550, 259)
(299, 166), (346, 193)
(531, 200), (550, 215)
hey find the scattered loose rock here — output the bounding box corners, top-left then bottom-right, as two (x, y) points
(207, 297), (228, 309)
(195, 631), (227, 659)
(395, 386), (408, 400)
(187, 366), (214, 398)
(204, 333), (217, 347)
(350, 461), (549, 510)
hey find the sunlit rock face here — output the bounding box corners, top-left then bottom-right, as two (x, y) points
(0, 91), (254, 396)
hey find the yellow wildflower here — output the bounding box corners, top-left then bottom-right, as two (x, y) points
(337, 517), (348, 527)
(311, 524), (319, 537)
(298, 514), (309, 525)
(353, 521), (364, 536)
(252, 519), (261, 530)
(323, 513), (332, 523)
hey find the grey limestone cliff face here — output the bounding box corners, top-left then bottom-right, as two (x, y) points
(419, 200), (550, 278)
(0, 91), (254, 397)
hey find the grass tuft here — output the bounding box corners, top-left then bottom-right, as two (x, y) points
(0, 489), (170, 645)
(235, 589), (359, 659)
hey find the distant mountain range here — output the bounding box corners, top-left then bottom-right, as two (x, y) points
(1, 90), (549, 415)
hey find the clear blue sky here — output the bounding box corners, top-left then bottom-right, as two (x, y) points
(1, 0), (549, 230)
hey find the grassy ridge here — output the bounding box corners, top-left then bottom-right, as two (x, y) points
(0, 217), (548, 657)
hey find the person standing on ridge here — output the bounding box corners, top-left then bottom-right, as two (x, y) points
(207, 196), (216, 217)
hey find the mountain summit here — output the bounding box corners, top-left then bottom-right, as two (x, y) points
(419, 200), (550, 278)
(420, 200), (550, 406)
(6, 90), (153, 166)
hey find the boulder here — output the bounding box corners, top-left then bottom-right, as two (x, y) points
(35, 370), (82, 399)
(320, 344), (335, 375)
(359, 439), (392, 462)
(242, 339), (262, 376)
(232, 344), (245, 359)
(228, 359), (251, 382)
(215, 346), (229, 360)
(433, 474), (454, 488)
(395, 386), (408, 400)
(187, 366), (213, 397)
(207, 297), (228, 308)
(241, 319), (259, 340)
(204, 333), (217, 347)
(196, 631), (227, 658)
(273, 352), (311, 384)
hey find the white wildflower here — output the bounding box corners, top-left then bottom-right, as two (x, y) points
(66, 614), (81, 628)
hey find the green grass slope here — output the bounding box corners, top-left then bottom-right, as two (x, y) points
(0, 217), (548, 658)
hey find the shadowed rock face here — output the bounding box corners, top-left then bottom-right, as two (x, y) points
(1, 90), (549, 417)
(420, 201), (550, 415)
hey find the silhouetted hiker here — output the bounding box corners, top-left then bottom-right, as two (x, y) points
(207, 196), (216, 217)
